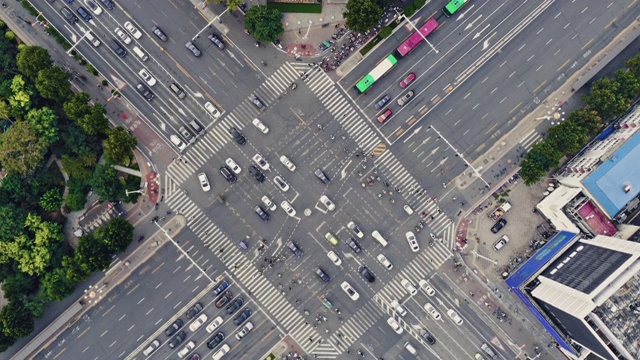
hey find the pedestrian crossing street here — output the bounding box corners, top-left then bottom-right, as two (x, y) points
(325, 242), (452, 354)
(374, 150), (455, 248)
(183, 214), (324, 355)
(164, 62), (312, 189)
(519, 129), (543, 151)
(304, 66), (381, 155)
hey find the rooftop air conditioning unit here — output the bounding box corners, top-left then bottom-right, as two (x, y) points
(623, 184), (631, 193)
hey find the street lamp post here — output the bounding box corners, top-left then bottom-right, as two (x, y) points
(428, 125), (490, 188)
(125, 188), (144, 197)
(192, 8), (228, 41)
(394, 10), (439, 54)
(32, 12), (45, 27)
(302, 20), (312, 40)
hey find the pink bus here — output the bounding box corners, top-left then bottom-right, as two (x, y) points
(396, 17), (439, 57)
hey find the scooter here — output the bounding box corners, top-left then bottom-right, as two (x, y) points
(290, 83), (297, 90)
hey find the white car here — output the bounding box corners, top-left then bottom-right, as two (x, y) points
(138, 69), (156, 86)
(341, 281), (359, 301)
(198, 172), (211, 192)
(252, 154), (270, 171)
(114, 27), (132, 45)
(225, 158), (241, 174)
(177, 341), (195, 358)
(447, 309), (464, 325)
(188, 313), (208, 332)
(401, 279), (417, 296)
(390, 299), (407, 316)
(84, 0), (102, 15)
(204, 101), (221, 119)
(320, 195), (335, 211)
(281, 200), (296, 217)
(273, 176), (290, 192)
(252, 118), (269, 134)
(327, 251), (342, 266)
(424, 303), (441, 321)
(261, 196), (277, 211)
(347, 221), (364, 238)
(406, 231), (419, 252)
(235, 321), (254, 340)
(124, 21), (142, 39)
(170, 134), (187, 152)
(419, 279), (436, 296)
(279, 155), (296, 171)
(377, 254), (393, 270)
(386, 317), (403, 334)
(206, 316), (224, 333)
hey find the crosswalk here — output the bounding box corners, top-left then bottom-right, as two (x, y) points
(519, 129), (543, 151)
(185, 214), (320, 354)
(374, 150), (455, 246)
(326, 241), (452, 353)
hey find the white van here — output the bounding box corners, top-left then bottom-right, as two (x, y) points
(404, 341), (418, 355)
(212, 344), (231, 359)
(142, 339), (160, 356)
(493, 235), (509, 251)
(132, 46), (148, 61)
(371, 230), (388, 247)
(85, 31), (101, 47)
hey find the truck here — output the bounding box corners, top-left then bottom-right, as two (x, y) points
(489, 201), (511, 220)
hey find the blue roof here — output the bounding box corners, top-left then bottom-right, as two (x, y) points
(583, 131), (640, 217)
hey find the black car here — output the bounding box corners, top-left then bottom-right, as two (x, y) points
(286, 241), (303, 257)
(219, 166), (237, 183)
(212, 280), (228, 296)
(206, 332), (225, 349)
(346, 238), (362, 254)
(151, 25), (168, 42)
(314, 169), (330, 184)
(315, 267), (330, 282)
(60, 7), (78, 24)
(136, 83), (154, 101)
(230, 127), (246, 145)
(491, 218), (507, 234)
(110, 39), (126, 58)
(249, 95), (265, 110)
(165, 319), (184, 336)
(233, 308), (252, 325)
(226, 297), (244, 314)
(249, 166), (265, 183)
(99, 0), (115, 10)
(358, 266), (375, 283)
(168, 331), (186, 349)
(420, 330), (436, 345)
(215, 291), (233, 308)
(255, 206), (270, 221)
(185, 302), (203, 319)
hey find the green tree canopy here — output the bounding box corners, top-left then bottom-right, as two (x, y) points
(16, 46), (52, 80)
(567, 107), (601, 135)
(63, 92), (92, 122)
(40, 188), (63, 212)
(0, 120), (46, 175)
(0, 204), (26, 243)
(582, 77), (629, 121)
(25, 107), (59, 147)
(74, 233), (113, 275)
(244, 6), (284, 42)
(40, 268), (77, 301)
(626, 53), (640, 79)
(519, 155), (548, 186)
(91, 164), (122, 202)
(210, 0), (242, 11)
(35, 66), (72, 102)
(547, 120), (588, 156)
(344, 0), (383, 33)
(95, 217), (133, 254)
(61, 154), (95, 180)
(103, 126), (137, 165)
(613, 68), (640, 100)
(0, 300), (34, 338)
(7, 75), (33, 117)
(78, 103), (109, 135)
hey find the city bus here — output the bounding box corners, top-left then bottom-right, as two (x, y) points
(442, 0), (468, 17)
(355, 54), (398, 93)
(396, 17), (439, 57)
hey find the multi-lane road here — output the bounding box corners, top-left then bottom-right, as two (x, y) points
(22, 0), (640, 359)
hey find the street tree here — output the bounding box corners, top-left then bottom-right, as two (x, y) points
(626, 54), (640, 79)
(0, 100), (9, 120)
(0, 273), (39, 303)
(8, 75), (33, 117)
(582, 77), (629, 121)
(25, 107), (59, 147)
(613, 68), (640, 100)
(0, 204), (26, 243)
(103, 126), (137, 165)
(16, 46), (52, 80)
(74, 233), (113, 274)
(61, 154), (95, 180)
(63, 92), (91, 122)
(95, 217), (134, 254)
(547, 121), (588, 155)
(78, 103), (109, 135)
(344, 0), (383, 33)
(0, 300), (34, 338)
(91, 164), (122, 202)
(244, 6), (284, 42)
(40, 188), (63, 212)
(519, 156), (548, 186)
(36, 66), (72, 102)
(0, 120), (46, 175)
(567, 107), (601, 135)
(40, 268), (77, 301)
(528, 140), (562, 171)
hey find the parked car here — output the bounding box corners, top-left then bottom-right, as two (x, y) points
(206, 332), (225, 349)
(165, 319), (184, 336)
(235, 322), (254, 340)
(281, 201), (296, 217)
(189, 314), (208, 332)
(286, 241), (303, 256)
(327, 251), (341, 265)
(491, 218), (507, 234)
(185, 303), (203, 319)
(347, 221), (364, 238)
(233, 308), (252, 325)
(212, 280), (229, 296)
(279, 155), (296, 171)
(346, 238), (362, 254)
(319, 195), (335, 211)
(215, 291), (233, 308)
(205, 316), (224, 333)
(168, 331), (187, 349)
(315, 267), (330, 282)
(225, 297), (244, 314)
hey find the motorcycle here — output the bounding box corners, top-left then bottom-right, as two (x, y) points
(290, 83), (297, 90)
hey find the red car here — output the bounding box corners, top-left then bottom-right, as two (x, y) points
(399, 73), (416, 88)
(377, 109), (393, 124)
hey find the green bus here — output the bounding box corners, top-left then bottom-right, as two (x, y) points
(442, 0), (468, 17)
(355, 54), (398, 93)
